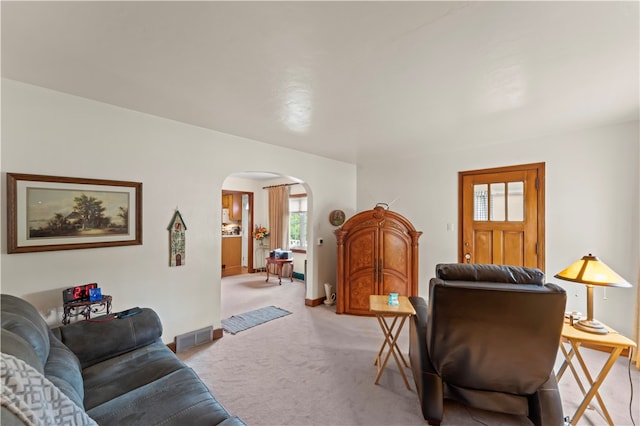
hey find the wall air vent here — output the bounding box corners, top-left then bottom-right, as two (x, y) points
(175, 326), (213, 353)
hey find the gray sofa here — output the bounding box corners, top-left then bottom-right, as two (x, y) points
(1, 294), (246, 426)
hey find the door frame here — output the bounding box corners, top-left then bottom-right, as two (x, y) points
(222, 190), (255, 273)
(458, 162), (546, 271)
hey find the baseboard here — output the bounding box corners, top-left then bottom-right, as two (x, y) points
(213, 327), (224, 340)
(305, 297), (324, 307)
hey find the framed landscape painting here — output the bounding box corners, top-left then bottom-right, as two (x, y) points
(7, 173), (142, 253)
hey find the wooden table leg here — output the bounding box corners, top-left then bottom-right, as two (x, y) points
(375, 316), (399, 365)
(265, 260), (293, 284)
(374, 314), (412, 390)
(558, 343), (589, 399)
(568, 342), (620, 426)
(376, 315), (410, 368)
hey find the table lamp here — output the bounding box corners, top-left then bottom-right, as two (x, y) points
(554, 254), (631, 334)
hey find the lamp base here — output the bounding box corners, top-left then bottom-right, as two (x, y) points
(574, 319), (608, 335)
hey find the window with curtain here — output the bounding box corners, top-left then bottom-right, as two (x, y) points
(289, 195), (307, 250)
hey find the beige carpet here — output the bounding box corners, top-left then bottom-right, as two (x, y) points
(178, 273), (639, 426)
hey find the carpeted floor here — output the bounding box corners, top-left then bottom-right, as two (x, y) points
(178, 273), (640, 426)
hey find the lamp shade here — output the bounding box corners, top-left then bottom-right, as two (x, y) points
(554, 254), (631, 288)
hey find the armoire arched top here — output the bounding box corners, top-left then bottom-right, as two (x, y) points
(334, 206), (422, 315)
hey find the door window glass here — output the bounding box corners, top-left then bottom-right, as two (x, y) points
(476, 181), (524, 222)
(508, 181), (524, 221)
(474, 184), (488, 221)
(490, 183), (506, 221)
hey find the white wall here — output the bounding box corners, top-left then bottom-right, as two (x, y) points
(3, 79), (637, 340)
(0, 79), (357, 342)
(357, 121), (639, 338)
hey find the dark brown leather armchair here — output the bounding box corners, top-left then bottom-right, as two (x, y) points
(409, 263), (567, 426)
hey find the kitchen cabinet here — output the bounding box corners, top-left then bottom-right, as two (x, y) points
(334, 206), (422, 315)
(222, 193), (242, 221)
(221, 236), (242, 276)
(230, 193), (242, 221)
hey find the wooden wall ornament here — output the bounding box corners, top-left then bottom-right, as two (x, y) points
(334, 206), (422, 315)
(168, 210), (187, 267)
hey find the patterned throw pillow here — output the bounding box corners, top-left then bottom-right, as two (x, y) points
(1, 352), (98, 426)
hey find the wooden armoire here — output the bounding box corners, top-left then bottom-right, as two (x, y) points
(334, 206), (422, 315)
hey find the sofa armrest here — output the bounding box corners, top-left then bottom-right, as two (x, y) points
(51, 308), (163, 369)
(408, 296), (429, 374)
(409, 296), (444, 425)
(408, 296), (438, 374)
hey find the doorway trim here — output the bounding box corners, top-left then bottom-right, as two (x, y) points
(222, 190), (255, 274)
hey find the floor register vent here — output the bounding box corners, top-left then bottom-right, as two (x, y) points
(175, 326), (213, 353)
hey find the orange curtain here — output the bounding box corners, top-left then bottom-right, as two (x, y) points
(268, 186), (289, 251)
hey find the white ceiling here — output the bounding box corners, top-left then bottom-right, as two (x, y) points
(2, 1), (638, 164)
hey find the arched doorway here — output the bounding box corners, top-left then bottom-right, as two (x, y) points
(220, 172), (313, 313)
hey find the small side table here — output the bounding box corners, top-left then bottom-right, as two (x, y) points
(265, 257), (293, 285)
(557, 320), (637, 425)
(369, 294), (415, 390)
(62, 295), (112, 325)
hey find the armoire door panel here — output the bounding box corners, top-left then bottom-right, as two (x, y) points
(347, 276), (375, 314)
(345, 229), (377, 274)
(380, 273), (409, 296)
(380, 229), (410, 275)
(380, 229), (411, 295)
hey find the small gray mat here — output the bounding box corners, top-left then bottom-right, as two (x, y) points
(222, 306), (292, 334)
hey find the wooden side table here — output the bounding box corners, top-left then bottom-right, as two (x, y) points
(62, 295), (112, 325)
(265, 257), (293, 285)
(369, 294), (416, 390)
(557, 320), (637, 425)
